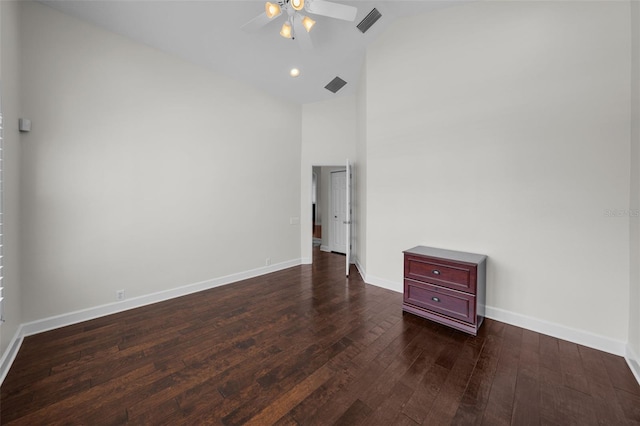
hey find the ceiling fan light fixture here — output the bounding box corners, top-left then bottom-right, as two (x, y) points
(302, 16), (315, 32)
(265, 2), (281, 19)
(291, 0), (304, 11)
(280, 22), (293, 38)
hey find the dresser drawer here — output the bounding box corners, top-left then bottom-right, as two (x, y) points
(405, 255), (476, 293)
(404, 279), (476, 324)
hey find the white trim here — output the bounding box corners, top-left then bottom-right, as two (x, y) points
(4, 259), (637, 387)
(20, 258), (301, 338)
(300, 257), (312, 265)
(484, 305), (626, 356)
(365, 274), (402, 293)
(362, 276), (629, 358)
(320, 245), (331, 252)
(0, 325), (24, 385)
(0, 258), (301, 385)
(354, 258), (366, 281)
(626, 344), (640, 385)
(354, 258), (364, 274)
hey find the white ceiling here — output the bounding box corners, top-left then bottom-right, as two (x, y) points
(40, 1), (459, 104)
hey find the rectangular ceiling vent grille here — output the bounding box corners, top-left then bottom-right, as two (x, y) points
(325, 77), (347, 93)
(357, 8), (382, 33)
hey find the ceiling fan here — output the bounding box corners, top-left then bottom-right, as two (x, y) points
(242, 0), (358, 50)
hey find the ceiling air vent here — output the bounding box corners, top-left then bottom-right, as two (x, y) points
(325, 77), (347, 93)
(357, 8), (382, 33)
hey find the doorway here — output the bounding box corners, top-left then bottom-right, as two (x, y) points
(312, 169), (321, 246)
(311, 165), (346, 255)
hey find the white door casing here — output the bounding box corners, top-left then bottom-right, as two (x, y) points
(346, 160), (352, 277)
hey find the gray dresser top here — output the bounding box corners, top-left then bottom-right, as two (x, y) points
(403, 246), (487, 264)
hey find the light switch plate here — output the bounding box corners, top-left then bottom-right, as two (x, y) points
(18, 118), (31, 132)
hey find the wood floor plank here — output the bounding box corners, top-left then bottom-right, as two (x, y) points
(302, 322), (421, 425)
(601, 352), (640, 397)
(479, 323), (522, 426)
(421, 333), (485, 425)
(558, 339), (591, 395)
(357, 328), (428, 411)
(2, 248), (638, 425)
(242, 360), (335, 425)
(614, 387), (640, 423)
(578, 345), (629, 425)
(127, 397), (183, 425)
(333, 399), (372, 426)
(539, 379), (599, 425)
(393, 413), (421, 426)
(450, 332), (502, 424)
(401, 362), (451, 424)
(378, 336), (449, 426)
(510, 329), (540, 426)
(3, 362), (159, 424)
(272, 413), (300, 426)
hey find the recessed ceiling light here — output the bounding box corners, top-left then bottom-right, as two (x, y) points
(290, 68), (301, 77)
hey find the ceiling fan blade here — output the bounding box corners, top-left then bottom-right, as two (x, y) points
(306, 0), (357, 21)
(292, 14), (313, 50)
(241, 12), (275, 33)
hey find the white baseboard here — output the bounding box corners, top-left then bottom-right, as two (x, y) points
(300, 257), (312, 265)
(364, 274), (402, 293)
(20, 258), (302, 338)
(354, 258), (364, 277)
(0, 326), (24, 385)
(4, 259), (637, 387)
(360, 277), (629, 358)
(354, 258), (368, 283)
(626, 344), (640, 385)
(0, 258), (302, 385)
(320, 245), (331, 253)
(484, 305), (627, 356)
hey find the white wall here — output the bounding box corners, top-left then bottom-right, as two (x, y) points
(18, 1), (302, 322)
(0, 0), (22, 355)
(629, 0), (640, 369)
(300, 96), (356, 262)
(364, 1), (631, 344)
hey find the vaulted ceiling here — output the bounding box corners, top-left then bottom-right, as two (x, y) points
(41, 1), (459, 104)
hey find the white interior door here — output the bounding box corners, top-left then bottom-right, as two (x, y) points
(330, 171), (347, 254)
(346, 160), (352, 277)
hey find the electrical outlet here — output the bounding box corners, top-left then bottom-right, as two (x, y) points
(116, 289), (125, 301)
(265, 258), (271, 266)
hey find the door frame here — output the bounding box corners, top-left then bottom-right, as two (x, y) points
(309, 164), (352, 263)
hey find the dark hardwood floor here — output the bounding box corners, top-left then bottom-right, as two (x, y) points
(2, 249), (639, 425)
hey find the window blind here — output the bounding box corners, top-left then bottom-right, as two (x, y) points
(0, 101), (4, 323)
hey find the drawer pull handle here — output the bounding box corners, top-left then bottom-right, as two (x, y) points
(432, 270), (441, 275)
(432, 297), (440, 302)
